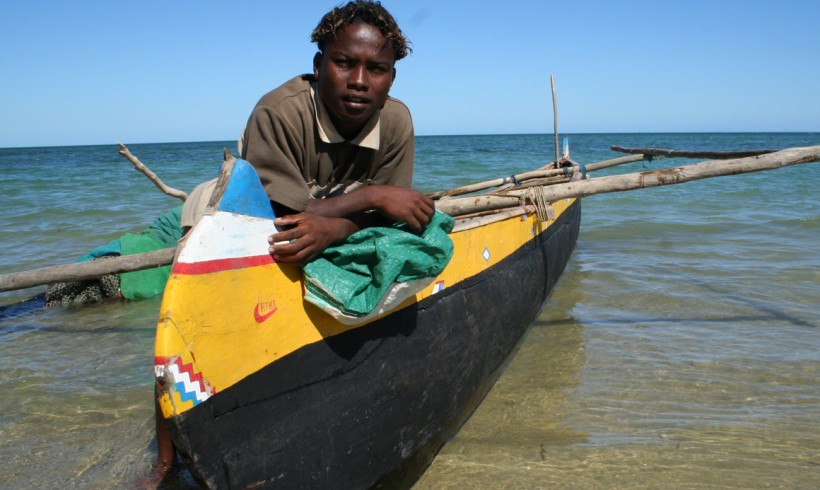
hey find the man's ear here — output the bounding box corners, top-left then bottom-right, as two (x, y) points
(313, 52), (323, 79)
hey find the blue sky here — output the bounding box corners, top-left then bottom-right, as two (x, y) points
(2, 0), (818, 148)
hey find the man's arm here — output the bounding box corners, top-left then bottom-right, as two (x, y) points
(305, 184), (433, 229)
(269, 184), (434, 264)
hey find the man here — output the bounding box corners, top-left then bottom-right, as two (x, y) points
(240, 0), (434, 264)
(154, 0), (433, 477)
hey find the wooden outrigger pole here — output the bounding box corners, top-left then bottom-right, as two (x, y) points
(435, 145), (820, 216)
(0, 248), (177, 293)
(1, 145), (819, 293)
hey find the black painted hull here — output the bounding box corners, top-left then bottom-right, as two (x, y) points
(167, 200), (580, 488)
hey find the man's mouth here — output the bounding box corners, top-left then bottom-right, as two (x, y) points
(342, 95), (371, 109)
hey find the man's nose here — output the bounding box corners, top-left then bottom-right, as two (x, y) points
(348, 65), (368, 90)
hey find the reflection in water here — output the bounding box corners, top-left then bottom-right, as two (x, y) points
(415, 219), (820, 489)
(415, 267), (590, 487)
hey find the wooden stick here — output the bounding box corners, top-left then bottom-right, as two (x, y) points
(0, 150), (235, 294)
(611, 146), (777, 159)
(452, 205), (536, 233)
(0, 248), (177, 293)
(431, 142), (741, 200)
(427, 153), (653, 199)
(435, 195), (523, 218)
(4, 146), (816, 294)
(431, 147), (766, 199)
(427, 177), (515, 199)
(436, 146), (820, 216)
(426, 167), (568, 199)
(117, 142), (188, 201)
(551, 75), (559, 164)
(586, 153), (658, 171)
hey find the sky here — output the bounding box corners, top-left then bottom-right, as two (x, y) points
(1, 0), (818, 148)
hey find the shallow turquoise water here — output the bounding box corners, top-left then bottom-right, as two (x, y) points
(1, 133), (818, 488)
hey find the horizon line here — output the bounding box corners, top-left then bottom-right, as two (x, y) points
(1, 130), (816, 151)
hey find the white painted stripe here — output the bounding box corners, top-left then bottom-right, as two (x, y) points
(169, 364), (210, 402)
(178, 211), (279, 264)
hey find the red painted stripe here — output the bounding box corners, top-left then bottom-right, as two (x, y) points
(171, 254), (275, 275)
(172, 357), (207, 390)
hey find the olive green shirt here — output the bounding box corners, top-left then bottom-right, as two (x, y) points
(240, 75), (415, 212)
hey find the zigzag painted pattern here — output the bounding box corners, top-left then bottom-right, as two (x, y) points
(155, 356), (213, 406)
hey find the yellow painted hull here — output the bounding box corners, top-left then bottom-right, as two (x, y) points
(153, 158), (581, 488)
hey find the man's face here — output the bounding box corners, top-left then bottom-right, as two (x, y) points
(314, 22), (396, 139)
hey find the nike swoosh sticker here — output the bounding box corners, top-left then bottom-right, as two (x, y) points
(254, 302), (278, 323)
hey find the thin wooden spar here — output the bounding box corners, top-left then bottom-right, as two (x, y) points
(611, 146), (777, 160)
(551, 75), (559, 164)
(435, 145), (820, 216)
(0, 248), (177, 293)
(1, 145), (818, 293)
(117, 142), (188, 201)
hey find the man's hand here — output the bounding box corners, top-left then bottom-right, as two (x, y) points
(269, 213), (357, 264)
(369, 186), (435, 231)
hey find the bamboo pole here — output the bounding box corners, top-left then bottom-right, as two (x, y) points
(436, 145), (820, 216)
(611, 146), (776, 159)
(0, 248), (177, 293)
(117, 142), (188, 201)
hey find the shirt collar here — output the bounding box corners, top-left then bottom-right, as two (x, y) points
(311, 83), (381, 150)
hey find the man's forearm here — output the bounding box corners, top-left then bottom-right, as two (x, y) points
(301, 184), (434, 232)
(304, 186), (383, 218)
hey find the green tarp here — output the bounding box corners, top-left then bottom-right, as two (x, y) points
(118, 205), (183, 300)
(74, 205), (183, 301)
(303, 210), (455, 321)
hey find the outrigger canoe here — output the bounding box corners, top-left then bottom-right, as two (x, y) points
(154, 155), (581, 488)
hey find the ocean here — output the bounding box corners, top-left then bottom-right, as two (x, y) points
(1, 133), (818, 488)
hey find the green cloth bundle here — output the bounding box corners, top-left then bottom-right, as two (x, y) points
(70, 205), (183, 301)
(303, 210), (455, 322)
(118, 205), (183, 299)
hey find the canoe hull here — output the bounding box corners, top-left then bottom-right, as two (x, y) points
(163, 199), (581, 488)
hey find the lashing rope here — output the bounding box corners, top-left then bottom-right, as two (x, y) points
(526, 186), (551, 222)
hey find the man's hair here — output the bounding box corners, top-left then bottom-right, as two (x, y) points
(311, 0), (411, 60)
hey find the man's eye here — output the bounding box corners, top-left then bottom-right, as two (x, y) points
(335, 59), (354, 68)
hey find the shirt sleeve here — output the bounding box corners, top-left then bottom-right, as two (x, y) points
(370, 99), (414, 188)
(241, 105), (312, 212)
(180, 179), (217, 229)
